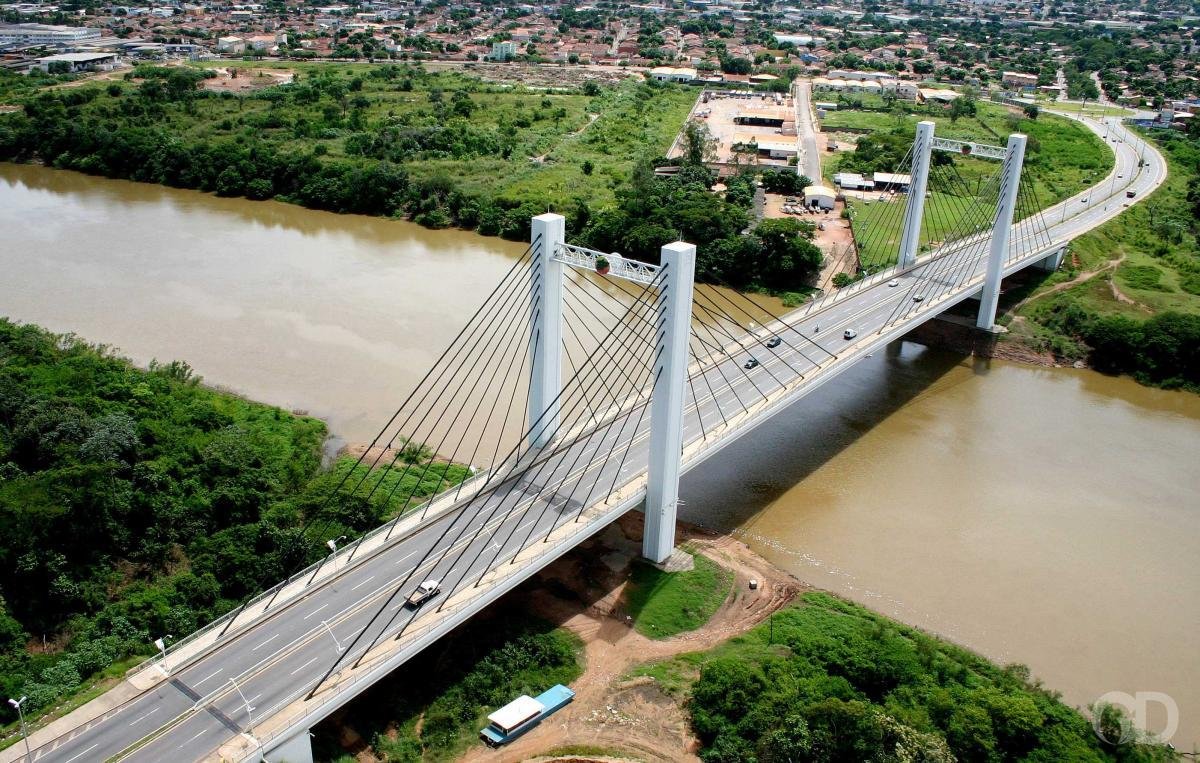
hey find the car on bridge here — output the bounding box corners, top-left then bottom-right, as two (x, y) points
(844, 329), (857, 340)
(765, 337), (782, 349)
(406, 579), (441, 608)
(744, 357), (760, 369)
(913, 294), (925, 302)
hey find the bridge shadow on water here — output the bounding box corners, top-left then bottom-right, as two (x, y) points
(677, 337), (975, 532)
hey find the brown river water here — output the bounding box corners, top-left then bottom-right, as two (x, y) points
(2, 163), (1197, 749)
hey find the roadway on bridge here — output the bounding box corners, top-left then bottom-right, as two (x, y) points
(21, 115), (1164, 763)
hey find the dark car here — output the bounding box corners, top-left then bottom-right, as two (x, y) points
(744, 358), (760, 369)
(765, 337), (782, 349)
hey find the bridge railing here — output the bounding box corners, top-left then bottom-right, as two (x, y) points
(128, 464), (500, 679)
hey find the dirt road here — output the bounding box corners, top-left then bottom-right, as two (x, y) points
(458, 514), (804, 763)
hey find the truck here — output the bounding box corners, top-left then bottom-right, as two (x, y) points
(1126, 189), (1137, 199)
(479, 684), (575, 747)
(405, 579), (440, 608)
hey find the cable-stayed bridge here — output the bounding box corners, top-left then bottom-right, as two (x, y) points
(11, 114), (1164, 763)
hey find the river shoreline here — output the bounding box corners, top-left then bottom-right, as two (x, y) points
(2, 161), (1196, 750)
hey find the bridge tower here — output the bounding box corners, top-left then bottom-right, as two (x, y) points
(897, 120), (935, 270)
(643, 242), (696, 564)
(529, 213), (566, 447)
(526, 215), (696, 564)
(977, 133), (1028, 331)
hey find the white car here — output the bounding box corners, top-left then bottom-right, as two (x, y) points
(888, 279), (899, 287)
(843, 329), (857, 340)
(913, 294), (925, 302)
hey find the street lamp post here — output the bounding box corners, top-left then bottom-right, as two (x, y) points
(153, 635), (173, 676)
(229, 677), (256, 733)
(327, 535), (347, 571)
(8, 696), (30, 763)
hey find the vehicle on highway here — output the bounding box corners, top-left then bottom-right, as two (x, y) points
(744, 357), (760, 369)
(843, 329), (857, 340)
(913, 294), (925, 302)
(406, 579), (441, 608)
(1081, 197), (1088, 203)
(765, 337), (782, 349)
(1126, 189), (1136, 198)
(481, 685), (575, 747)
(888, 279), (899, 287)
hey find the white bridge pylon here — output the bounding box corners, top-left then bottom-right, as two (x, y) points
(527, 124), (1032, 562)
(529, 214), (694, 563)
(882, 120), (1032, 330)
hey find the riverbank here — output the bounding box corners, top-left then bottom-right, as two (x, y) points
(2, 161), (1196, 752)
(314, 512), (1174, 761)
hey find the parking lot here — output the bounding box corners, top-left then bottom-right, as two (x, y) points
(675, 90), (799, 166)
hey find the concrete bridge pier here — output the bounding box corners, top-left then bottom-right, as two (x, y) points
(1033, 245), (1067, 272)
(528, 213), (566, 447)
(261, 728), (313, 763)
(643, 241), (697, 564)
(977, 133), (1028, 331)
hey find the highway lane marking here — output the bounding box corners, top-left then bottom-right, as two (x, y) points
(128, 707), (161, 727)
(302, 603), (329, 620)
(61, 744), (98, 763)
(178, 730), (206, 749)
(350, 575), (376, 591)
(252, 634), (279, 652)
(291, 656), (321, 675)
(193, 668), (223, 687)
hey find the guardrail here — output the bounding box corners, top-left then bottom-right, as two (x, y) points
(128, 464), (500, 679)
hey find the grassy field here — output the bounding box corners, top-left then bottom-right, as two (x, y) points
(998, 130), (1200, 359)
(826, 100), (1110, 270)
(624, 551), (733, 639)
(1041, 100), (1135, 117)
(6, 62), (694, 213)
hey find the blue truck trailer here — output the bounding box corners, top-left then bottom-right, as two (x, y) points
(479, 684), (575, 747)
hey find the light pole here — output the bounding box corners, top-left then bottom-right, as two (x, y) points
(153, 635), (173, 675)
(326, 535), (347, 570)
(8, 696), (30, 763)
(229, 677), (255, 733)
(320, 620), (345, 652)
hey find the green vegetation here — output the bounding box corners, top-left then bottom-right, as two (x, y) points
(1001, 129), (1200, 390)
(311, 613), (581, 763)
(624, 551), (733, 639)
(0, 63), (694, 241)
(0, 319), (463, 734)
(637, 592), (1171, 762)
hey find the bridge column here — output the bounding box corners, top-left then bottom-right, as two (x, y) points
(643, 241), (696, 564)
(263, 728), (313, 763)
(528, 213), (565, 448)
(976, 133), (1028, 331)
(897, 120), (935, 270)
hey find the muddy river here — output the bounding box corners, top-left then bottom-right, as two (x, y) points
(2, 163), (1196, 748)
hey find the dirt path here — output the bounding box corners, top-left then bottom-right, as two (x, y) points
(457, 514), (804, 763)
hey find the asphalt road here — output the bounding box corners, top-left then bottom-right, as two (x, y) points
(24, 114), (1164, 763)
(794, 79), (822, 181)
